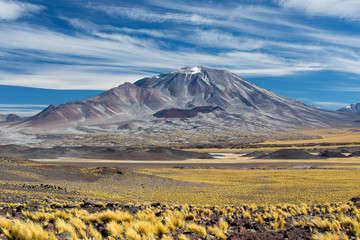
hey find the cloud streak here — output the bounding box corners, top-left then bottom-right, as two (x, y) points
(0, 0), (359, 101)
(0, 104), (48, 108)
(313, 101), (349, 109)
(276, 0), (360, 21)
(0, 0), (44, 20)
(89, 4), (213, 25)
(0, 104), (47, 116)
(0, 21), (332, 89)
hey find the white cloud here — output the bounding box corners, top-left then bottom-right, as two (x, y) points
(148, 0), (317, 33)
(0, 108), (42, 116)
(64, 17), (171, 39)
(235, 65), (323, 77)
(89, 5), (213, 25)
(0, 104), (48, 108)
(312, 101), (349, 109)
(325, 86), (360, 92)
(305, 32), (360, 49)
(276, 0), (360, 21)
(1, 22), (329, 89)
(1, 7), (360, 90)
(0, 67), (151, 90)
(0, 104), (47, 116)
(191, 29), (265, 50)
(0, 0), (44, 20)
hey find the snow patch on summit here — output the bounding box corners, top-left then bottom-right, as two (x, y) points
(173, 66), (203, 75)
(190, 66), (201, 74)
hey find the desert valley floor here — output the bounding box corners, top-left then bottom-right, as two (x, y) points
(1, 128), (360, 239)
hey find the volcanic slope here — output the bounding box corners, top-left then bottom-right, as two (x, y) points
(135, 66), (358, 128)
(26, 83), (176, 130)
(14, 66), (360, 133)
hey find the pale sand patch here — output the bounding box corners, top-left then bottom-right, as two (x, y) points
(31, 154), (360, 164)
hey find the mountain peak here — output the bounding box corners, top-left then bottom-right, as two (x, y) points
(337, 103), (360, 113)
(134, 66), (289, 110)
(173, 66), (207, 75)
(119, 82), (135, 88)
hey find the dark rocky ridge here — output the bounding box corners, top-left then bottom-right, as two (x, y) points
(0, 145), (213, 160)
(320, 150), (348, 158)
(153, 106), (219, 118)
(256, 149), (325, 159)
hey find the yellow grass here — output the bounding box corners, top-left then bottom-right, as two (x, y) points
(186, 222), (207, 237)
(261, 128), (360, 145)
(319, 164), (360, 169)
(2, 201), (360, 239)
(138, 168), (360, 205)
(185, 128), (360, 153)
(313, 232), (350, 240)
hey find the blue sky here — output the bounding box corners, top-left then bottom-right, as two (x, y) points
(1, 0), (360, 116)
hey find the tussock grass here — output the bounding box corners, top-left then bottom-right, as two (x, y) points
(313, 232), (349, 240)
(106, 220), (124, 238)
(1, 201), (360, 239)
(270, 217), (286, 230)
(208, 218), (228, 239)
(208, 225), (227, 239)
(1, 219), (56, 240)
(178, 233), (190, 240)
(186, 222), (207, 237)
(55, 218), (74, 233)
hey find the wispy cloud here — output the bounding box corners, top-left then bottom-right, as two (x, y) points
(312, 101), (349, 109)
(0, 0), (44, 20)
(325, 86), (360, 92)
(64, 17), (171, 39)
(0, 109), (42, 116)
(88, 5), (213, 25)
(0, 1), (360, 92)
(189, 29), (265, 50)
(0, 104), (47, 116)
(0, 104), (48, 108)
(276, 0), (360, 21)
(0, 21), (330, 89)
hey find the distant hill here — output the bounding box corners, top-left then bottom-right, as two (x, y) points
(337, 103), (360, 113)
(0, 114), (22, 122)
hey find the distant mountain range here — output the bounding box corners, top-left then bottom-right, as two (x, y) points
(0, 114), (21, 122)
(337, 103), (360, 113)
(4, 66), (360, 133)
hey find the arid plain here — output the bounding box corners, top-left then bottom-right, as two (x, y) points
(1, 128), (360, 239)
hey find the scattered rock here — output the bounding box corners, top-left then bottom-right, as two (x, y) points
(58, 231), (72, 240)
(350, 151), (360, 157)
(46, 223), (55, 232)
(65, 204), (77, 208)
(83, 198), (98, 206)
(350, 196), (360, 203)
(320, 151), (348, 158)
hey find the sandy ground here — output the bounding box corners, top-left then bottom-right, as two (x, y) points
(31, 153), (360, 169)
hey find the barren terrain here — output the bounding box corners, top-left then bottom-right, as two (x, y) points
(1, 128), (360, 239)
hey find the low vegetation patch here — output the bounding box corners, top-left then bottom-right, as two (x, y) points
(0, 199), (360, 239)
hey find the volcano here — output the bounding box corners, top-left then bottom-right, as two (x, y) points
(11, 66), (360, 133)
